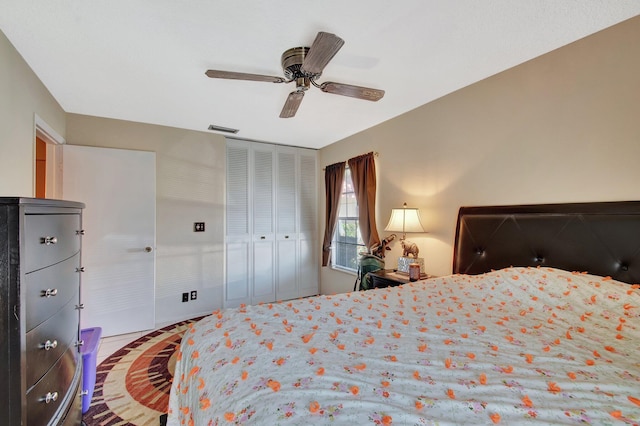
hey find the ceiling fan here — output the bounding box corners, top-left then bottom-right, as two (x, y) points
(205, 32), (385, 118)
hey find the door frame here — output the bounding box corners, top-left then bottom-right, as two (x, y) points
(34, 114), (64, 199)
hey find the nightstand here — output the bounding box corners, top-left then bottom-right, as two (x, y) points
(368, 269), (433, 288)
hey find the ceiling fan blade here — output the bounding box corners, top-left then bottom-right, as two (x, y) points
(320, 82), (385, 101)
(301, 32), (345, 75)
(205, 69), (286, 83)
(280, 91), (305, 118)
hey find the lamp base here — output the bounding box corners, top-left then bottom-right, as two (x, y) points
(397, 256), (424, 274)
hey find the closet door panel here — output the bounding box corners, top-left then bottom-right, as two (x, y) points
(299, 238), (319, 297)
(253, 241), (275, 302)
(253, 147), (274, 236)
(276, 239), (297, 301)
(225, 242), (250, 306)
(298, 151), (317, 239)
(276, 149), (297, 236)
(227, 145), (250, 237)
(225, 141), (252, 308)
(251, 146), (275, 303)
(298, 149), (318, 295)
(275, 147), (298, 301)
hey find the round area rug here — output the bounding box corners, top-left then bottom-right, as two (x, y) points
(83, 317), (203, 426)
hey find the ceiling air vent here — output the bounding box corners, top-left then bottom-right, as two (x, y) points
(208, 124), (239, 134)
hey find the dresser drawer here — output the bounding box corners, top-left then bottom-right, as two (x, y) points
(26, 297), (79, 389)
(25, 253), (80, 331)
(26, 346), (78, 426)
(25, 213), (81, 273)
(59, 377), (82, 426)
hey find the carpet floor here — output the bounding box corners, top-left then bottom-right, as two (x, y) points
(82, 317), (202, 426)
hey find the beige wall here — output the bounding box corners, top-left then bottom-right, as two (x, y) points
(65, 114), (226, 326)
(319, 16), (640, 294)
(0, 31), (66, 196)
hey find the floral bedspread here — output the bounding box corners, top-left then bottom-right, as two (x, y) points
(168, 267), (640, 425)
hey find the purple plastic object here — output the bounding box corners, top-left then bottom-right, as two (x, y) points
(80, 327), (102, 414)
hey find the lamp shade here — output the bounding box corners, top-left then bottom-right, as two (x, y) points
(384, 203), (425, 237)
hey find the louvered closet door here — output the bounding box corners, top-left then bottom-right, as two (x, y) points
(226, 141), (318, 306)
(298, 149), (319, 297)
(276, 147), (298, 301)
(226, 143), (251, 307)
(252, 146), (276, 304)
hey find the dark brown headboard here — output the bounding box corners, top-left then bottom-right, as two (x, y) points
(453, 201), (640, 284)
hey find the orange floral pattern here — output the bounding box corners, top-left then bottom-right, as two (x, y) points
(168, 267), (640, 424)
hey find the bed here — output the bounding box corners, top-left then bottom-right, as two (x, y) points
(168, 202), (640, 425)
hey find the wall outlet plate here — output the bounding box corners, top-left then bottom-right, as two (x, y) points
(190, 290), (197, 300)
(182, 292), (189, 302)
(194, 222), (205, 232)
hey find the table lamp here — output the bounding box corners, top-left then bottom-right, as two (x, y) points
(384, 203), (426, 274)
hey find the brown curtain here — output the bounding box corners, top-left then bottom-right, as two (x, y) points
(347, 152), (381, 251)
(322, 162), (346, 266)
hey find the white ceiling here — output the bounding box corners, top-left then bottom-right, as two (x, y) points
(2, 1), (639, 149)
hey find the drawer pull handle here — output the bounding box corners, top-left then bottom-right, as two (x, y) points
(44, 391), (59, 404)
(42, 236), (58, 245)
(42, 288), (58, 298)
(76, 267), (85, 273)
(285, 235), (289, 239)
(260, 236), (266, 240)
(43, 340), (58, 351)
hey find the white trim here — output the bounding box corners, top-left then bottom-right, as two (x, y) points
(34, 114), (65, 145)
(330, 264), (357, 276)
(34, 114), (65, 199)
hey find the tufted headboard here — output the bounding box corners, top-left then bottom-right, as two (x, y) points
(453, 201), (640, 284)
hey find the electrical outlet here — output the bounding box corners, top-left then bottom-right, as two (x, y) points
(194, 222), (205, 232)
(182, 292), (189, 302)
(190, 290), (197, 300)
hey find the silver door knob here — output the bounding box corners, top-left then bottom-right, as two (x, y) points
(145, 246), (153, 253)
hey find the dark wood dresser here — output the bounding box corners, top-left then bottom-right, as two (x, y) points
(0, 198), (85, 425)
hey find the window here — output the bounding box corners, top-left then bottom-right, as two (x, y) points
(331, 167), (364, 272)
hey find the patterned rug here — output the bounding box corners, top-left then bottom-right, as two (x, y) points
(83, 317), (203, 426)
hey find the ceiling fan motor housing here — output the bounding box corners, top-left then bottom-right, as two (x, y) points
(281, 47), (318, 80)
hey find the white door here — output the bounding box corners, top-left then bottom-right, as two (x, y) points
(225, 142), (251, 307)
(63, 145), (156, 337)
(275, 147), (298, 301)
(298, 149), (319, 297)
(252, 145), (275, 304)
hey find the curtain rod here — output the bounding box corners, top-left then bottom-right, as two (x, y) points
(322, 151), (379, 171)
